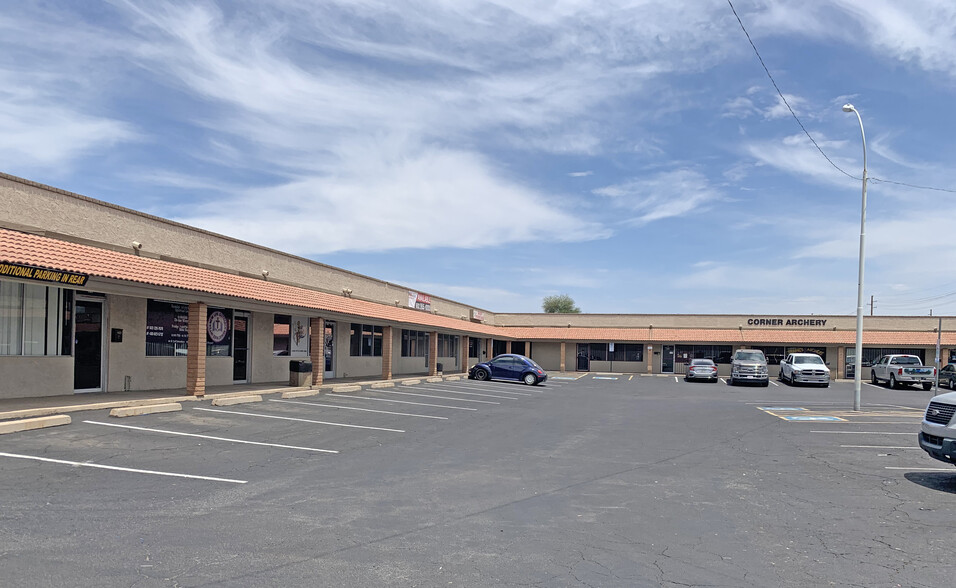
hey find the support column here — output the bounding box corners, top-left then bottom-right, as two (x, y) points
(186, 302), (207, 396)
(527, 341), (532, 359)
(505, 340), (512, 354)
(485, 338), (492, 359)
(646, 345), (654, 374)
(560, 341), (566, 372)
(382, 326), (393, 380)
(837, 346), (847, 380)
(461, 336), (470, 374)
(310, 317), (325, 386)
(428, 331), (439, 376)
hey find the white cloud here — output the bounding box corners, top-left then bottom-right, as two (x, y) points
(568, 171), (593, 177)
(593, 169), (724, 224)
(175, 139), (610, 253)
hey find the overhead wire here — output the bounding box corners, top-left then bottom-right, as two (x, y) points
(726, 0), (956, 194)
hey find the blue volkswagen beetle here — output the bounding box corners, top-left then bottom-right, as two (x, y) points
(468, 354), (548, 385)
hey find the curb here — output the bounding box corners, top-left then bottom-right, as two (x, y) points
(0, 414), (71, 435)
(282, 389), (320, 399)
(110, 403), (182, 418)
(211, 395), (263, 407)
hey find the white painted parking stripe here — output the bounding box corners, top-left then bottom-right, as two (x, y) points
(674, 377), (678, 383)
(884, 467), (954, 471)
(0, 451), (247, 484)
(409, 385), (525, 399)
(443, 383), (536, 395)
(769, 381), (779, 387)
(720, 378), (726, 384)
(269, 399), (448, 419)
(83, 420), (339, 453)
(328, 394), (477, 411)
(810, 431), (914, 435)
(193, 407), (405, 432)
(840, 445), (919, 449)
(374, 390), (499, 404)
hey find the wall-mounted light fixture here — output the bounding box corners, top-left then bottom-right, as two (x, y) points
(131, 241), (143, 252)
(261, 269), (270, 279)
(342, 288), (353, 297)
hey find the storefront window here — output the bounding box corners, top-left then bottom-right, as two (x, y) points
(274, 315), (291, 356)
(351, 323), (383, 356)
(146, 299), (189, 357)
(0, 281), (65, 356)
(675, 345), (733, 364)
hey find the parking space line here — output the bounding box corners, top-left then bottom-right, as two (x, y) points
(269, 399), (448, 419)
(840, 445), (919, 449)
(409, 385), (526, 399)
(720, 378), (726, 384)
(374, 390), (499, 404)
(674, 377), (678, 383)
(884, 467), (954, 472)
(0, 451), (247, 484)
(769, 381), (779, 387)
(328, 394), (477, 411)
(83, 420), (339, 453)
(810, 431), (914, 435)
(193, 407), (405, 432)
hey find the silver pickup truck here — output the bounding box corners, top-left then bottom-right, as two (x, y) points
(870, 354), (936, 390)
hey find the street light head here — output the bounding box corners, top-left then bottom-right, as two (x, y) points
(842, 103), (855, 113)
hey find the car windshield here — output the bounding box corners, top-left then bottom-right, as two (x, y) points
(794, 356), (824, 365)
(735, 352), (764, 362)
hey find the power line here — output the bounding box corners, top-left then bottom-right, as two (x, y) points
(726, 0), (855, 180)
(726, 0), (956, 194)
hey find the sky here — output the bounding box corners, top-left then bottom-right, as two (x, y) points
(3, 0), (956, 316)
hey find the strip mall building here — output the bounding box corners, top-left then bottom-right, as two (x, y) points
(2, 172), (953, 400)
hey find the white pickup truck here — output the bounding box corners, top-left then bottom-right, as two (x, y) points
(870, 354), (936, 390)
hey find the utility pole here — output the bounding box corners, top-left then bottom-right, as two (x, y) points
(869, 295), (875, 316)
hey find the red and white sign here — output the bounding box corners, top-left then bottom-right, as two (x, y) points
(408, 291), (432, 312)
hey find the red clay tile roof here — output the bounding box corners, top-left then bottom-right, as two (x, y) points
(0, 228), (498, 336)
(3, 228), (954, 345)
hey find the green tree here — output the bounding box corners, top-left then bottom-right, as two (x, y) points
(542, 294), (581, 314)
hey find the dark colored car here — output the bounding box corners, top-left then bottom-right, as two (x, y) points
(685, 358), (718, 382)
(469, 354), (548, 385)
(940, 364), (956, 389)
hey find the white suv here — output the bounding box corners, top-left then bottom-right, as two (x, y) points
(730, 349), (769, 386)
(779, 353), (830, 387)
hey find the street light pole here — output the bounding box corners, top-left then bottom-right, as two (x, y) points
(843, 103), (867, 412)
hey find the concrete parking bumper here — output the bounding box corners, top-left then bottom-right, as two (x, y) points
(0, 415), (72, 434)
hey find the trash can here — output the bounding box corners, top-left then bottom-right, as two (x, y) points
(289, 360), (313, 386)
(437, 362), (443, 374)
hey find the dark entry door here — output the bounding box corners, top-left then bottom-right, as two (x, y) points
(74, 300), (103, 391)
(576, 343), (590, 371)
(662, 345), (675, 373)
(233, 312), (249, 382)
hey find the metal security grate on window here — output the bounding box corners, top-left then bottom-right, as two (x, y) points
(925, 402), (956, 426)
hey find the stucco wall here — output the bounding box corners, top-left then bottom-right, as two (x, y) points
(0, 356), (73, 398)
(530, 342), (561, 372)
(0, 174), (490, 324)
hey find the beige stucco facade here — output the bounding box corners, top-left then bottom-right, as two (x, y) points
(1, 171), (955, 400)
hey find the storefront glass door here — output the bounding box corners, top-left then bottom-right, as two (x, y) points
(74, 299), (104, 392)
(233, 312), (250, 383)
(662, 345), (675, 373)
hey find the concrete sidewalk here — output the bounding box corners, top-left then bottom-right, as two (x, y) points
(0, 373), (466, 422)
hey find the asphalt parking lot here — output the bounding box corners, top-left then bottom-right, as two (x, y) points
(1, 374), (954, 587)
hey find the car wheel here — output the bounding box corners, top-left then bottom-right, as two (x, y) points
(889, 374), (898, 389)
(729, 377), (736, 386)
(871, 371), (878, 385)
(522, 373), (537, 386)
(474, 369), (489, 381)
(922, 382), (933, 391)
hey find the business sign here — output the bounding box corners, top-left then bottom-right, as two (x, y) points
(146, 300), (190, 347)
(408, 290), (432, 312)
(471, 309), (486, 322)
(747, 317), (828, 327)
(0, 262), (88, 286)
(290, 315), (309, 357)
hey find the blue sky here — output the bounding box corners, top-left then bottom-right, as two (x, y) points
(3, 0), (956, 315)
